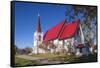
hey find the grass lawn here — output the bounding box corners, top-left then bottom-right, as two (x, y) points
(15, 53), (97, 66)
(73, 53), (97, 63)
(15, 57), (43, 66)
(31, 53), (97, 63)
(31, 53), (60, 58)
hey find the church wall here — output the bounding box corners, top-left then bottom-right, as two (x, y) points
(33, 31), (44, 54)
(38, 48), (46, 53)
(50, 38), (76, 53)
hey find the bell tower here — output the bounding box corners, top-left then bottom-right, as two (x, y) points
(33, 13), (43, 54)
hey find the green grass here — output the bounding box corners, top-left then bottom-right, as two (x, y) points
(15, 57), (43, 66)
(32, 53), (97, 62)
(56, 54), (97, 63)
(31, 53), (97, 63)
(15, 53), (97, 66)
(73, 53), (97, 63)
(31, 53), (64, 59)
(47, 54), (77, 62)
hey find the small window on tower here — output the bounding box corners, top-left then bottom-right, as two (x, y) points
(39, 35), (41, 41)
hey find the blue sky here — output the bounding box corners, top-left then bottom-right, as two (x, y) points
(14, 2), (70, 48)
(14, 2), (97, 49)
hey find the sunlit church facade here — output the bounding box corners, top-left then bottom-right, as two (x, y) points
(32, 14), (95, 56)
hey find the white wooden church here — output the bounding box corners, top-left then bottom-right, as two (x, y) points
(32, 14), (95, 56)
(33, 14), (45, 54)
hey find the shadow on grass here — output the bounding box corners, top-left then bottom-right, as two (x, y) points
(48, 53), (97, 63)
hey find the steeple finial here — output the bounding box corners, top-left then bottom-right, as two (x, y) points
(38, 12), (40, 16)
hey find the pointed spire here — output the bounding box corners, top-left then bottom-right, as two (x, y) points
(37, 13), (41, 32)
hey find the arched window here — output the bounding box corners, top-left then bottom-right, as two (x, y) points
(39, 35), (41, 41)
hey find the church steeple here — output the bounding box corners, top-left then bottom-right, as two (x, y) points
(37, 13), (41, 32)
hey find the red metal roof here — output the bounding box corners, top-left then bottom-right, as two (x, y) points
(43, 20), (66, 42)
(43, 19), (80, 42)
(59, 19), (80, 40)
